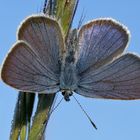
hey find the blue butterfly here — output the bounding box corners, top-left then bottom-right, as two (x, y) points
(1, 15), (140, 101)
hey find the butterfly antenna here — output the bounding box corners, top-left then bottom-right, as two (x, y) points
(43, 0), (55, 16)
(49, 97), (64, 115)
(70, 0), (80, 27)
(41, 96), (64, 135)
(77, 8), (86, 30)
(73, 95), (97, 130)
(43, 0), (48, 14)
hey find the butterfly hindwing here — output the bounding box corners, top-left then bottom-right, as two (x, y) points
(1, 41), (60, 93)
(1, 15), (66, 93)
(76, 53), (140, 100)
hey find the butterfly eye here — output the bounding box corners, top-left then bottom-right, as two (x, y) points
(61, 91), (65, 96)
(69, 92), (73, 96)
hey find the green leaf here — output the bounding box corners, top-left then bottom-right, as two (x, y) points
(10, 92), (26, 140)
(44, 0), (79, 38)
(28, 94), (56, 140)
(10, 92), (35, 140)
(25, 93), (35, 134)
(55, 0), (79, 37)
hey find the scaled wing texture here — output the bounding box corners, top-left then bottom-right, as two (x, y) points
(1, 15), (140, 99)
(76, 18), (140, 99)
(1, 15), (64, 93)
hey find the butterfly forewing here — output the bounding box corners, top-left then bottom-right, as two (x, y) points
(1, 15), (65, 93)
(76, 53), (140, 100)
(1, 41), (60, 93)
(76, 18), (129, 74)
(18, 15), (64, 75)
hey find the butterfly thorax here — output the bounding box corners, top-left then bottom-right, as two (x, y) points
(60, 29), (78, 101)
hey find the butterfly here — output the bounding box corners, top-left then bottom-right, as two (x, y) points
(1, 14), (140, 101)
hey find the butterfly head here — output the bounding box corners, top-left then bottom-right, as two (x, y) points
(61, 90), (73, 101)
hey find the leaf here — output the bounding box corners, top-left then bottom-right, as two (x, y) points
(44, 0), (79, 38)
(55, 0), (79, 38)
(10, 92), (35, 140)
(10, 93), (23, 140)
(28, 94), (56, 140)
(25, 93), (35, 134)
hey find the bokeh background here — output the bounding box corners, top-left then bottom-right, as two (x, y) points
(0, 0), (140, 139)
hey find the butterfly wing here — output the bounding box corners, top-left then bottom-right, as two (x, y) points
(1, 41), (59, 93)
(1, 15), (64, 93)
(76, 18), (129, 74)
(76, 53), (140, 100)
(17, 15), (65, 75)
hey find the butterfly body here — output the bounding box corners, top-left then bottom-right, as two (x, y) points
(60, 29), (78, 100)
